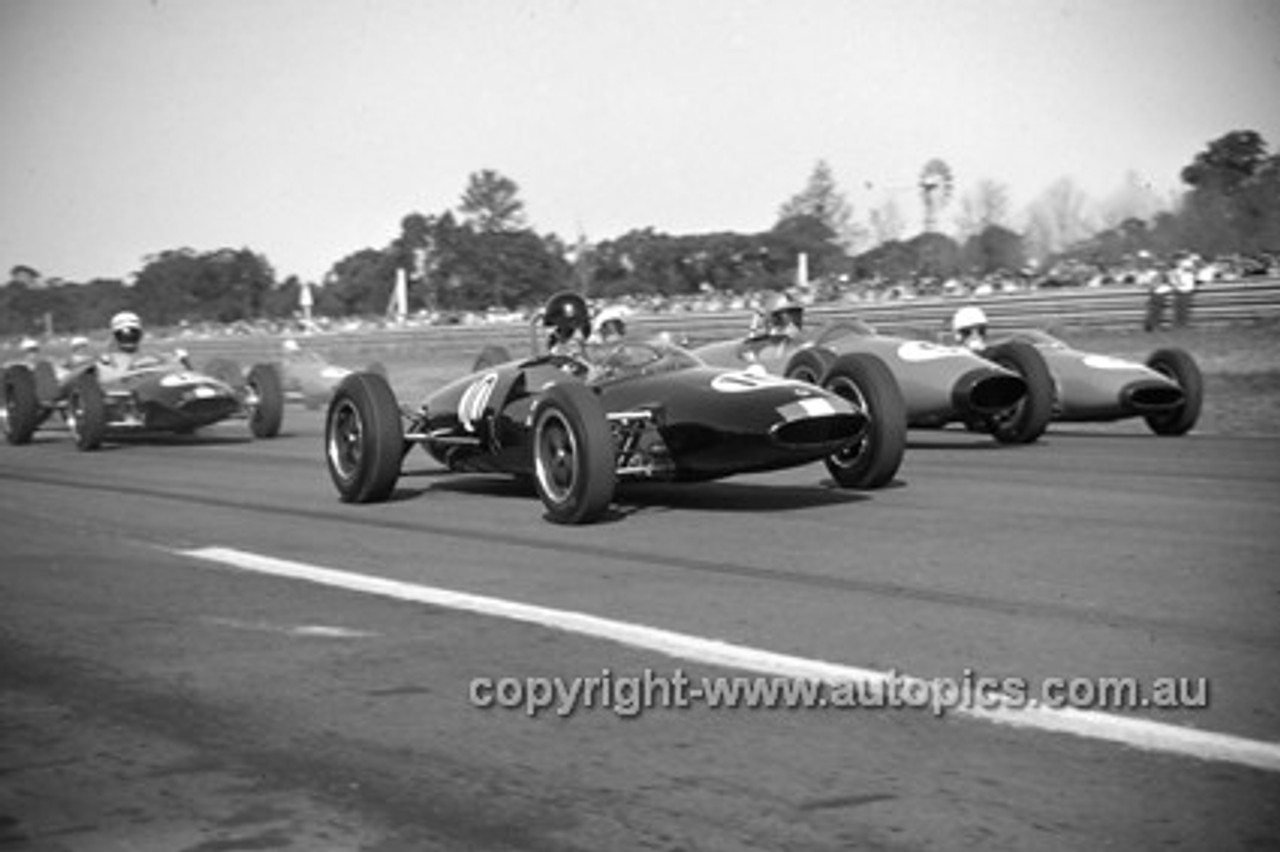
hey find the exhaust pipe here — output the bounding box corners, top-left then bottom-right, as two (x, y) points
(1122, 380), (1184, 413)
(951, 368), (1027, 416)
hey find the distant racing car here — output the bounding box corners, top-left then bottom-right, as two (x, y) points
(2, 353), (284, 450)
(205, 344), (387, 410)
(987, 330), (1203, 435)
(324, 330), (904, 524)
(693, 319), (1055, 446)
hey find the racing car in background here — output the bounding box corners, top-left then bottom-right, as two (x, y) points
(325, 296), (906, 524)
(2, 352), (284, 450)
(987, 329), (1203, 435)
(204, 341), (387, 410)
(693, 319), (1055, 447)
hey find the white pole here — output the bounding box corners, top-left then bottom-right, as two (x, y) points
(394, 268), (408, 324)
(796, 252), (809, 289)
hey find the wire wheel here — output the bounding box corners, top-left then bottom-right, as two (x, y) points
(327, 397), (364, 484)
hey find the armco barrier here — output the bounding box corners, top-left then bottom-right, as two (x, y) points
(112, 277), (1280, 365)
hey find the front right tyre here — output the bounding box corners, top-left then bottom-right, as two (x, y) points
(245, 362), (285, 438)
(530, 382), (616, 524)
(326, 372), (405, 503)
(3, 364), (40, 445)
(67, 371), (106, 451)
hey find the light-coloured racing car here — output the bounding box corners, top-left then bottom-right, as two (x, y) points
(988, 329), (1203, 435)
(693, 319), (1055, 451)
(205, 345), (387, 410)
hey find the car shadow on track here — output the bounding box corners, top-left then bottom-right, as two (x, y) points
(612, 480), (871, 517)
(401, 471), (872, 518)
(3, 432), (259, 451)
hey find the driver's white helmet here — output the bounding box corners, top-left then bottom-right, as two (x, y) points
(755, 291), (803, 336)
(19, 337), (39, 353)
(951, 305), (988, 350)
(282, 337), (301, 354)
(110, 311), (144, 352)
(594, 306), (628, 342)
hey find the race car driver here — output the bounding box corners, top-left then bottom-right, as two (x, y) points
(593, 305), (628, 345)
(65, 335), (93, 369)
(743, 291), (805, 363)
(951, 305), (989, 352)
(97, 311), (163, 378)
(751, 291), (805, 339)
(543, 291), (592, 360)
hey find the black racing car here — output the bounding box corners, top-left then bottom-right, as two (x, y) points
(324, 337), (900, 524)
(2, 354), (284, 449)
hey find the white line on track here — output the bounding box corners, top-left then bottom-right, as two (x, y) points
(177, 545), (1280, 774)
(201, 616), (377, 638)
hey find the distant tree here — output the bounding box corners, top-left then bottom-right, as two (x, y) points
(129, 248), (275, 325)
(868, 198), (906, 246)
(1181, 130), (1269, 196)
(7, 265), (41, 287)
(262, 275), (305, 319)
(955, 179), (1010, 239)
(777, 160), (858, 250)
(458, 169), (528, 233)
(1024, 177), (1095, 260)
(1098, 169), (1168, 230)
(318, 248), (396, 317)
(424, 212), (569, 310)
(1178, 130), (1279, 255)
(908, 231), (962, 279)
(962, 225), (1025, 275)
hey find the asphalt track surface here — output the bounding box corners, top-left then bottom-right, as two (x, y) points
(2, 410), (1279, 851)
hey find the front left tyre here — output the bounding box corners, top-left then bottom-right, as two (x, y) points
(983, 341), (1054, 444)
(530, 383), (616, 524)
(326, 372), (405, 503)
(820, 353), (907, 489)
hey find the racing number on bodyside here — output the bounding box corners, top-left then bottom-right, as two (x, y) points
(458, 372), (499, 432)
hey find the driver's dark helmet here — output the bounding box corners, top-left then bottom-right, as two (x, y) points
(110, 311), (143, 353)
(542, 291), (591, 347)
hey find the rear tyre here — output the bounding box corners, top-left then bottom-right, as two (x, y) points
(246, 363), (284, 438)
(67, 371), (106, 451)
(473, 345), (512, 373)
(783, 347), (835, 385)
(821, 353), (907, 489)
(984, 341), (1053, 444)
(3, 365), (40, 445)
(1144, 348), (1202, 436)
(530, 383), (615, 524)
(326, 372), (405, 503)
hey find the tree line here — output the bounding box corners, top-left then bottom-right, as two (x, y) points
(4, 131), (1277, 336)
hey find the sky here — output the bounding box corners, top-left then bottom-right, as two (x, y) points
(2, 0), (1278, 284)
